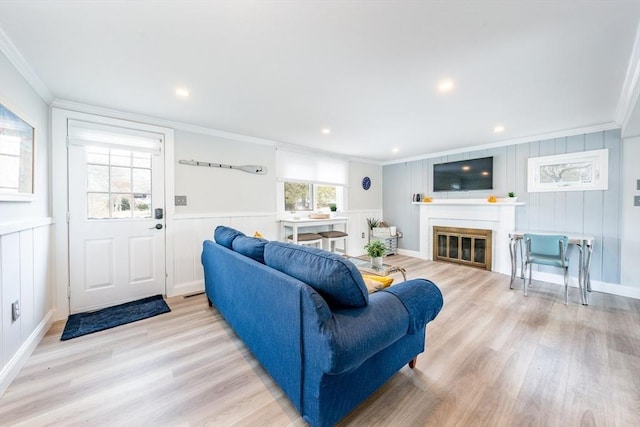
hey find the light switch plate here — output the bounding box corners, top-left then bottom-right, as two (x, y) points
(637, 179), (640, 191)
(634, 196), (640, 207)
(175, 195), (187, 206)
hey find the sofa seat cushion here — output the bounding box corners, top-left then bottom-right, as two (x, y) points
(264, 242), (369, 308)
(214, 225), (246, 249)
(232, 235), (268, 264)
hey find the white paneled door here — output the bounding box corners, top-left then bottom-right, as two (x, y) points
(67, 121), (166, 313)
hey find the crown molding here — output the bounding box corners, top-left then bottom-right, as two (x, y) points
(0, 26), (53, 103)
(382, 122), (620, 165)
(616, 22), (640, 131)
(51, 99), (277, 147)
(50, 98), (381, 165)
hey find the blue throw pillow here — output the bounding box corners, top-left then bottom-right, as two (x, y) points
(264, 242), (369, 308)
(232, 235), (268, 264)
(214, 226), (245, 249)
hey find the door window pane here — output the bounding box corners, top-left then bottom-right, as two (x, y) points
(111, 194), (132, 218)
(134, 194), (151, 218)
(110, 166), (131, 192)
(86, 146), (109, 165)
(132, 168), (151, 193)
(111, 149), (131, 166)
(87, 165), (109, 192)
(87, 193), (110, 219)
(85, 146), (153, 219)
(132, 152), (151, 168)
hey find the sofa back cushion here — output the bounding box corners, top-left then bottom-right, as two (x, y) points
(232, 235), (268, 264)
(214, 225), (245, 249)
(264, 242), (368, 308)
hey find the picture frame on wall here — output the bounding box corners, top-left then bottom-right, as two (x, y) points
(0, 102), (35, 202)
(527, 149), (608, 193)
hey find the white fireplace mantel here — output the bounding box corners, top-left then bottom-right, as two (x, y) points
(416, 199), (524, 275)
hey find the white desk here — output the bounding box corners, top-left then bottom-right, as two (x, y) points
(279, 217), (349, 249)
(509, 231), (594, 305)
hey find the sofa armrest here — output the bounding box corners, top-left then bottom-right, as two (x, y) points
(318, 278), (443, 374)
(382, 279), (443, 334)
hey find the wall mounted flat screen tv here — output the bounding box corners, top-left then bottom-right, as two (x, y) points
(433, 156), (493, 192)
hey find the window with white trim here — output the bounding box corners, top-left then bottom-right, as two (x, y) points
(277, 149), (347, 213)
(284, 182), (341, 212)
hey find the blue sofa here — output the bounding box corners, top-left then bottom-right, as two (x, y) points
(202, 226), (443, 427)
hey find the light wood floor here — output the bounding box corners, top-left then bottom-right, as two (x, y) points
(2, 256), (639, 426)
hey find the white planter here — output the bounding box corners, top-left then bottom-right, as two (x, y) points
(371, 256), (383, 267)
(508, 196), (518, 203)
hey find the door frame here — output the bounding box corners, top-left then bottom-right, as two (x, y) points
(52, 107), (175, 321)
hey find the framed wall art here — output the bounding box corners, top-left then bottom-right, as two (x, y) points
(0, 102), (35, 201)
(527, 149), (608, 193)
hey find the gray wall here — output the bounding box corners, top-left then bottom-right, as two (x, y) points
(383, 129), (622, 284)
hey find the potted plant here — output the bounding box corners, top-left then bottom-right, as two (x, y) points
(364, 239), (387, 267)
(366, 217), (379, 231)
(508, 191), (517, 202)
(329, 203), (337, 212)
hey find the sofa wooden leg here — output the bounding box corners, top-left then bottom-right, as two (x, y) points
(207, 298), (213, 307)
(409, 357), (417, 369)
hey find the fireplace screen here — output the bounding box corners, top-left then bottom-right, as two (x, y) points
(434, 226), (492, 270)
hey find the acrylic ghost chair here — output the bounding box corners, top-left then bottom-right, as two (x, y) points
(523, 234), (570, 304)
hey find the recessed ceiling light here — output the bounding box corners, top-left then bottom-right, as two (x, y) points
(494, 125), (505, 133)
(481, 171), (490, 176)
(175, 88), (190, 97)
(321, 128), (331, 134)
(437, 79), (455, 93)
(462, 165), (471, 171)
(392, 147), (399, 154)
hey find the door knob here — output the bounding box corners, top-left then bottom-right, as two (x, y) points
(149, 224), (163, 230)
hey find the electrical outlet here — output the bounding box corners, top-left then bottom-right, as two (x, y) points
(634, 196), (640, 207)
(637, 179), (640, 191)
(175, 195), (187, 206)
(361, 232), (365, 238)
(12, 300), (20, 321)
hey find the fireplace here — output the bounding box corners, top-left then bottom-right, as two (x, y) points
(416, 199), (521, 275)
(433, 226), (492, 270)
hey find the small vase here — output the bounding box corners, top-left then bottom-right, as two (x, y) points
(371, 256), (383, 267)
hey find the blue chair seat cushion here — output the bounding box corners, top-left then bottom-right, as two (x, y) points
(527, 254), (568, 268)
(264, 241), (369, 308)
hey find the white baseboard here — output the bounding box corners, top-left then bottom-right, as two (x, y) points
(516, 270), (640, 300)
(396, 248), (421, 258)
(402, 252), (640, 300)
(0, 309), (55, 397)
(167, 280), (204, 298)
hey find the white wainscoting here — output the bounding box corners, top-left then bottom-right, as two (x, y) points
(169, 210), (382, 297)
(0, 219), (55, 396)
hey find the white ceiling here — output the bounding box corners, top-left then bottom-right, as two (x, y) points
(1, 1), (639, 162)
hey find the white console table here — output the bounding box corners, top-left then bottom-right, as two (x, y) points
(279, 217), (348, 246)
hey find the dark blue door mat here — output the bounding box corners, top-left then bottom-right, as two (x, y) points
(61, 294), (171, 341)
